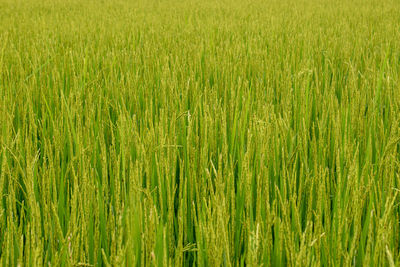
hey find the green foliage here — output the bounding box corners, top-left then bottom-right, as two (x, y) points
(1, 0), (400, 265)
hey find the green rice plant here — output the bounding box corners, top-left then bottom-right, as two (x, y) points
(1, 0), (400, 266)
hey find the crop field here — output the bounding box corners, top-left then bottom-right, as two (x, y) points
(1, 0), (400, 266)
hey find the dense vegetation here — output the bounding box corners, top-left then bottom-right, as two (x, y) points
(1, 0), (400, 265)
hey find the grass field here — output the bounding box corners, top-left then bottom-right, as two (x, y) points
(1, 0), (400, 266)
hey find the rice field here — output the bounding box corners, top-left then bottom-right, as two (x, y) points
(1, 0), (400, 266)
